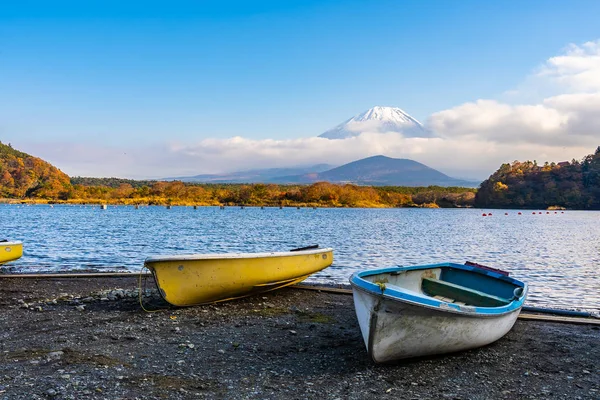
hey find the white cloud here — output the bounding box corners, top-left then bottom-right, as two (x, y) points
(427, 96), (600, 147)
(428, 40), (600, 151)
(537, 40), (600, 92)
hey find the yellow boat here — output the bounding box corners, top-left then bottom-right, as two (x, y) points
(0, 240), (23, 265)
(144, 247), (333, 306)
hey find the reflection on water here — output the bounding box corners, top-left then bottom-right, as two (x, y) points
(2, 204), (599, 312)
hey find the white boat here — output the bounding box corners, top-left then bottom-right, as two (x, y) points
(349, 262), (527, 363)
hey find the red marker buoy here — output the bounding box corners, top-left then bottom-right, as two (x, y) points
(488, 213), (492, 216)
(482, 213), (487, 217)
(532, 212), (536, 214)
(505, 212), (508, 215)
(538, 212), (542, 214)
(518, 212), (522, 215)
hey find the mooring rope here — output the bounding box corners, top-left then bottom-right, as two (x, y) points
(138, 264), (168, 313)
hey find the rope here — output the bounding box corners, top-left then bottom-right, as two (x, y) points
(138, 264), (167, 313)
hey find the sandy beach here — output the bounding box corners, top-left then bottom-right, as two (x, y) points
(0, 276), (598, 399)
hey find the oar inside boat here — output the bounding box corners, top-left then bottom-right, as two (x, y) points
(465, 261), (510, 276)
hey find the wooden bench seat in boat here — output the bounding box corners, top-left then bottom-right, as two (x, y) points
(421, 277), (511, 307)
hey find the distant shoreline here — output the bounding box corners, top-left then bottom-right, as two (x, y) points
(0, 198), (582, 211)
(0, 198), (448, 209)
(0, 182), (477, 209)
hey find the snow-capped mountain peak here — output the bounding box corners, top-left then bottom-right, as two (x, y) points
(354, 106), (420, 124)
(319, 106), (430, 139)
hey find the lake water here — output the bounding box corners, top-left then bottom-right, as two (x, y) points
(1, 204), (599, 312)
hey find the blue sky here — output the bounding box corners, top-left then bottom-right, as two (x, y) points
(1, 0), (600, 178)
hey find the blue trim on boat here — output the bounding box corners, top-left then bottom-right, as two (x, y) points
(349, 262), (528, 317)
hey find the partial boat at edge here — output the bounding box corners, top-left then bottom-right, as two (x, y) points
(0, 240), (23, 265)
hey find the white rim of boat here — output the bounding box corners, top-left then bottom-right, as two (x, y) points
(144, 248), (333, 263)
(1, 241), (22, 246)
(349, 263), (528, 317)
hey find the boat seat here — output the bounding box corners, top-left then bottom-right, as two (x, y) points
(381, 283), (438, 302)
(421, 278), (511, 308)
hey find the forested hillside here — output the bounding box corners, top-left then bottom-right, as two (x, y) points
(64, 180), (476, 208)
(0, 141), (72, 198)
(70, 177), (158, 189)
(475, 147), (600, 209)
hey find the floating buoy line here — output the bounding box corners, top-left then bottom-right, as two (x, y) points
(482, 211), (566, 217)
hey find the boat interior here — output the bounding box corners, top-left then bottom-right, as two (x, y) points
(367, 266), (523, 308)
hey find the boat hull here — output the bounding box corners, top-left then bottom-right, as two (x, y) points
(0, 241), (23, 265)
(350, 263), (527, 363)
(145, 248), (333, 306)
(353, 288), (521, 363)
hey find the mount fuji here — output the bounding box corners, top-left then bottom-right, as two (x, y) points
(318, 106), (431, 139)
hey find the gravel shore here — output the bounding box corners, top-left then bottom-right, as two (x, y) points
(0, 276), (598, 399)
